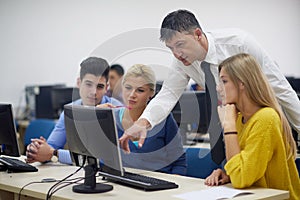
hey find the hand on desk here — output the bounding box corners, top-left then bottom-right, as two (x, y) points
(204, 168), (230, 186)
(26, 136), (54, 163)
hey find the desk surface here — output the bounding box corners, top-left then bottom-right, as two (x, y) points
(0, 161), (289, 200)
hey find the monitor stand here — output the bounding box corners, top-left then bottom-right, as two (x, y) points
(73, 164), (113, 193)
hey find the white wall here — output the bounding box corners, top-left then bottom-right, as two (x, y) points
(1, 0), (299, 116)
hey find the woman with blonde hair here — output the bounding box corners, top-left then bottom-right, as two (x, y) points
(205, 53), (300, 199)
(99, 64), (186, 175)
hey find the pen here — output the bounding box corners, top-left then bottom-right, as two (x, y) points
(111, 105), (132, 110)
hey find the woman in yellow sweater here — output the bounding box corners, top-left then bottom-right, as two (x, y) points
(204, 53), (300, 199)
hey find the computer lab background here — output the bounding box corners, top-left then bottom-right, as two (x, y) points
(0, 0), (299, 117)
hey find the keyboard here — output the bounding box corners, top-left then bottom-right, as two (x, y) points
(99, 170), (178, 191)
(0, 157), (38, 172)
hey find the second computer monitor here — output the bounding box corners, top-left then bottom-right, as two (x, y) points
(25, 84), (66, 119)
(51, 87), (80, 118)
(171, 91), (209, 134)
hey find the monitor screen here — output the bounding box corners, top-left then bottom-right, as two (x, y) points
(51, 87), (80, 119)
(0, 104), (20, 157)
(64, 105), (123, 176)
(171, 91), (209, 134)
(291, 78), (300, 93)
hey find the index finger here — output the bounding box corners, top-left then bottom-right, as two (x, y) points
(119, 134), (131, 153)
(137, 131), (146, 148)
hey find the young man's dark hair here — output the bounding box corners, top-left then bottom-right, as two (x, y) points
(110, 64), (124, 76)
(80, 57), (110, 81)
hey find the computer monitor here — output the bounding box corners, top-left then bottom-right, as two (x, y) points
(25, 84), (66, 119)
(291, 78), (300, 93)
(0, 104), (20, 157)
(171, 91), (209, 144)
(51, 87), (80, 119)
(286, 77), (300, 100)
(64, 105), (122, 193)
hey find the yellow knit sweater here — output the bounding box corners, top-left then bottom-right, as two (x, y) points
(224, 107), (300, 200)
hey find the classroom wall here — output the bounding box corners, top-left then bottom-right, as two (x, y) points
(1, 0), (299, 117)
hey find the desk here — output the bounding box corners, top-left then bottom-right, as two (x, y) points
(0, 161), (289, 200)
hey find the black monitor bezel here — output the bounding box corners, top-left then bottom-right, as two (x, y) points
(0, 104), (20, 157)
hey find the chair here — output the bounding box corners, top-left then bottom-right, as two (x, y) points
(185, 147), (221, 179)
(23, 119), (56, 150)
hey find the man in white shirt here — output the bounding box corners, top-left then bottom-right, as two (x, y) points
(119, 9), (300, 156)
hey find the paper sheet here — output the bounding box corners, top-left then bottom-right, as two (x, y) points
(173, 186), (253, 200)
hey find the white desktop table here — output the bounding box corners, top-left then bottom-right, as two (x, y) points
(0, 161), (289, 200)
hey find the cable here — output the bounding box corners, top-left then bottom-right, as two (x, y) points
(46, 165), (84, 200)
(18, 181), (46, 200)
(17, 168), (105, 200)
(49, 177), (85, 197)
(47, 176), (85, 198)
(47, 169), (104, 199)
(19, 156), (99, 200)
(46, 156), (87, 200)
(50, 173), (109, 199)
